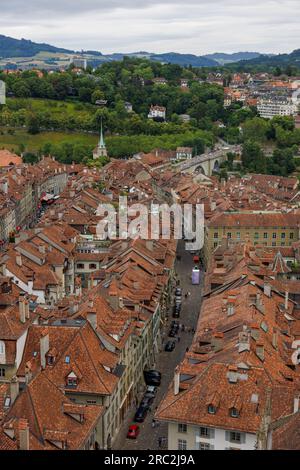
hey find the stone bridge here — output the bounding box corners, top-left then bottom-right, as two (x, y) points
(176, 144), (241, 176)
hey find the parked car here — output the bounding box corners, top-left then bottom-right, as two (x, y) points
(146, 385), (157, 395)
(171, 321), (180, 332)
(141, 394), (155, 407)
(169, 328), (177, 337)
(173, 305), (181, 314)
(165, 340), (176, 352)
(134, 405), (148, 423)
(144, 370), (161, 386)
(175, 287), (182, 295)
(144, 369), (161, 378)
(127, 424), (140, 439)
(173, 310), (180, 319)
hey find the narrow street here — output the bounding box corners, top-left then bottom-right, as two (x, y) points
(112, 240), (204, 450)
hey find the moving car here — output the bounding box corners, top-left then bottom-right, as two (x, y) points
(127, 424), (140, 439)
(165, 340), (176, 352)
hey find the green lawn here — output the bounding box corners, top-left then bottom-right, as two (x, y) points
(0, 127), (98, 153)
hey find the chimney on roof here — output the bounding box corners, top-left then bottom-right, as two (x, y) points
(174, 367), (180, 396)
(38, 245), (46, 254)
(250, 324), (260, 341)
(285, 291), (289, 310)
(16, 254), (22, 267)
(294, 395), (299, 414)
(264, 282), (272, 298)
(256, 342), (265, 361)
(19, 295), (26, 323)
(227, 302), (235, 316)
(210, 200), (216, 212)
(0, 179), (8, 194)
(18, 419), (30, 451)
(40, 329), (49, 370)
(10, 376), (19, 405)
(272, 328), (278, 350)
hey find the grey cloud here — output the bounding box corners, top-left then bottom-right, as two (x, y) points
(0, 0), (299, 54)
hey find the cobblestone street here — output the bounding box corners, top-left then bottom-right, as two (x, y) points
(112, 240), (204, 450)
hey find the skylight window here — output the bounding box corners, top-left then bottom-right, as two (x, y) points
(65, 355), (70, 364)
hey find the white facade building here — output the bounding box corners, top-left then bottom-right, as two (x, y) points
(257, 98), (298, 119)
(168, 422), (257, 450)
(148, 105), (166, 121)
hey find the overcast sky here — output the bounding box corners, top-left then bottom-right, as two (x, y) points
(0, 0), (299, 55)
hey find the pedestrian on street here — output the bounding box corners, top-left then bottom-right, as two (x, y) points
(158, 437), (162, 448)
(152, 419), (156, 428)
(177, 336), (180, 343)
(182, 324), (185, 332)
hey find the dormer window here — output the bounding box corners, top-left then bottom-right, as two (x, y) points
(230, 407), (239, 418)
(66, 372), (78, 388)
(47, 355), (54, 366)
(208, 404), (216, 414)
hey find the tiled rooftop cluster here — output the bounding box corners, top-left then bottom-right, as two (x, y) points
(156, 238), (300, 450)
(1, 149), (300, 450)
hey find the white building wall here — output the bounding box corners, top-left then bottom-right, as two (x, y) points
(16, 329), (28, 369)
(168, 422), (257, 450)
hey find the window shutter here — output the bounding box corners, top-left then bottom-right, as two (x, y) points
(225, 430), (230, 442)
(209, 428), (215, 439)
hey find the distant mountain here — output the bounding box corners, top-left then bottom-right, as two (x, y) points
(203, 52), (265, 65)
(0, 35), (218, 67)
(93, 51), (218, 67)
(1, 34), (298, 70)
(147, 52), (218, 67)
(0, 34), (72, 58)
(235, 49), (300, 68)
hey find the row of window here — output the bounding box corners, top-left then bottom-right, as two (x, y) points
(177, 429), (246, 450)
(214, 232), (294, 240)
(76, 263), (98, 270)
